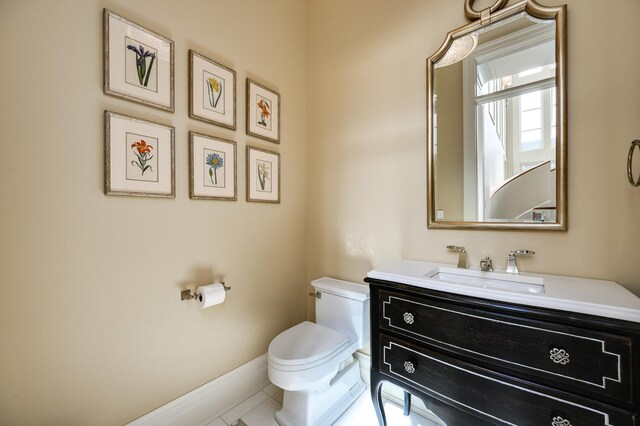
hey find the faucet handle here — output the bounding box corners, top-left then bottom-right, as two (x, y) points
(447, 245), (469, 269)
(506, 249), (535, 274)
(509, 249), (535, 256)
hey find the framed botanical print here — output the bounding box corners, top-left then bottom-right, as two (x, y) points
(246, 146), (280, 203)
(105, 111), (175, 197)
(189, 132), (237, 200)
(189, 50), (236, 129)
(246, 79), (280, 143)
(104, 9), (175, 112)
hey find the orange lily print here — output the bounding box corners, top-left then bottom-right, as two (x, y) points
(257, 97), (271, 127)
(131, 139), (154, 175)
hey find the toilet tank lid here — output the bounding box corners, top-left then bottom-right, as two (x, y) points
(311, 278), (369, 301)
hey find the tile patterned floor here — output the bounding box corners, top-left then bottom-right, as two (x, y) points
(207, 383), (437, 426)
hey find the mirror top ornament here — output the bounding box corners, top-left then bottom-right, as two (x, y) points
(427, 0), (567, 230)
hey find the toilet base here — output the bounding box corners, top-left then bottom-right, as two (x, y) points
(274, 357), (365, 426)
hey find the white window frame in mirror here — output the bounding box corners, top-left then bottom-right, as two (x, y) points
(427, 0), (567, 231)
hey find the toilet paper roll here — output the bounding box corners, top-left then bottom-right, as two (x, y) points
(196, 283), (226, 308)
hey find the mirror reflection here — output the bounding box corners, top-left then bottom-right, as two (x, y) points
(429, 3), (565, 229)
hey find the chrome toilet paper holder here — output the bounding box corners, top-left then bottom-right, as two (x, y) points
(181, 282), (230, 301)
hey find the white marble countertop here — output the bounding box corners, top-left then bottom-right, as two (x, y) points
(367, 259), (640, 323)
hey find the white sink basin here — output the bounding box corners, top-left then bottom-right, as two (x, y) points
(426, 266), (545, 294)
(367, 260), (640, 323)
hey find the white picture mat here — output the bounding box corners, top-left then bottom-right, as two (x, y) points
(192, 135), (235, 198)
(191, 54), (235, 127)
(247, 148), (279, 202)
(107, 13), (172, 108)
(108, 115), (173, 194)
(247, 82), (279, 141)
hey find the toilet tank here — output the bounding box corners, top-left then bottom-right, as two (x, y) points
(311, 278), (370, 348)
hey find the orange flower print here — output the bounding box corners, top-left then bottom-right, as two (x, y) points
(257, 98), (271, 127)
(131, 140), (153, 155)
(130, 139), (154, 176)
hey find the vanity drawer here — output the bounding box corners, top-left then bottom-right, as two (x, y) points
(379, 291), (633, 404)
(380, 334), (637, 426)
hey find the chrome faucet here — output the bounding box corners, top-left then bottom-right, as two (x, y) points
(447, 245), (468, 269)
(506, 249), (535, 274)
(480, 257), (493, 272)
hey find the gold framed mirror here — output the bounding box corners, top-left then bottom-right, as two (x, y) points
(427, 0), (566, 230)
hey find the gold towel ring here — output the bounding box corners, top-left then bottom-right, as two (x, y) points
(628, 140), (640, 187)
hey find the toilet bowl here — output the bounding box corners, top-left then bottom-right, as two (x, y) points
(268, 278), (370, 426)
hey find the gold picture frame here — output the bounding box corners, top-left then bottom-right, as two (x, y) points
(246, 146), (280, 203)
(189, 50), (237, 129)
(104, 111), (175, 198)
(189, 132), (237, 201)
(104, 9), (175, 112)
(246, 79), (280, 143)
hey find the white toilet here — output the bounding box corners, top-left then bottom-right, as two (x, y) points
(268, 277), (370, 426)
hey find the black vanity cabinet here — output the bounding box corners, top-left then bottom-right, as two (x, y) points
(366, 277), (640, 425)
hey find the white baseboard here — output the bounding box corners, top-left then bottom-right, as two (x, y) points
(127, 354), (270, 426)
(128, 351), (442, 426)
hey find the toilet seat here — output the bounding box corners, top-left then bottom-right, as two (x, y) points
(268, 321), (350, 371)
(268, 321), (357, 391)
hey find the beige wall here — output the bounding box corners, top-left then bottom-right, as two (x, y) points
(307, 0), (640, 327)
(0, 0), (308, 424)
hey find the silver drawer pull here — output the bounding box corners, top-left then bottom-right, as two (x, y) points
(403, 312), (415, 325)
(552, 416), (572, 426)
(404, 361), (416, 374)
(549, 347), (570, 365)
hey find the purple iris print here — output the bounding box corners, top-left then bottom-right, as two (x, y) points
(127, 44), (156, 87)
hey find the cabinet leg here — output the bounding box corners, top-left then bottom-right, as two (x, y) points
(371, 380), (387, 426)
(403, 391), (411, 416)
